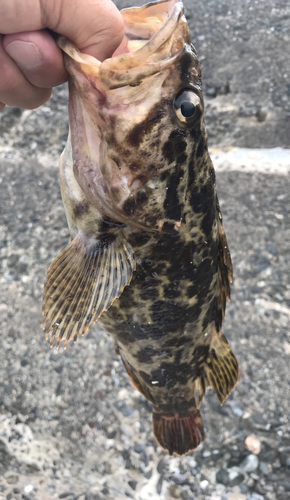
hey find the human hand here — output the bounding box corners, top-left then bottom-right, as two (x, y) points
(0, 0), (124, 111)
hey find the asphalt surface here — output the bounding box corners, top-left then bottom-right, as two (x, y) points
(0, 0), (290, 499)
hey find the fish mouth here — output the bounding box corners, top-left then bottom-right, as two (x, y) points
(58, 0), (189, 89)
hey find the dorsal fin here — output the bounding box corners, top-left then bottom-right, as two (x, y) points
(217, 202), (233, 296)
(42, 231), (135, 348)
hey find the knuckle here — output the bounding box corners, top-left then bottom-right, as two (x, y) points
(0, 47), (52, 110)
(23, 89), (52, 110)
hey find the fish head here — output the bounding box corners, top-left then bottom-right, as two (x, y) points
(59, 0), (205, 228)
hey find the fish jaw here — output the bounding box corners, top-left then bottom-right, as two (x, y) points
(57, 0), (203, 230)
(58, 0), (189, 89)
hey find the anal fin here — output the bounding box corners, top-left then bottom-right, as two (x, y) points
(205, 333), (239, 404)
(153, 408), (205, 456)
(42, 231), (135, 348)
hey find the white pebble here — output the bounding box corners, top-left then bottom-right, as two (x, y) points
(200, 480), (209, 490)
(24, 485), (33, 494)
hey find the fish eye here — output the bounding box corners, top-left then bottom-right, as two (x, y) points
(174, 90), (202, 126)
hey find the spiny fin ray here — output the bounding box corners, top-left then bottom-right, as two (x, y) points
(217, 203), (233, 291)
(205, 333), (239, 404)
(153, 408), (205, 456)
(42, 232), (135, 348)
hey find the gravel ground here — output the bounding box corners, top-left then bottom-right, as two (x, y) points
(1, 0), (290, 499)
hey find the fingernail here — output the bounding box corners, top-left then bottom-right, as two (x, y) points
(5, 41), (43, 70)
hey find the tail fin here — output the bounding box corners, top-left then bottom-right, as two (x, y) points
(153, 408), (205, 456)
(206, 333), (239, 404)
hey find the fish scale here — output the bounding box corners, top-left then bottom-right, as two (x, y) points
(42, 0), (238, 455)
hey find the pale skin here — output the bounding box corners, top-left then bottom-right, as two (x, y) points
(0, 0), (124, 111)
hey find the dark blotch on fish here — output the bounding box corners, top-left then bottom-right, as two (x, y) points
(137, 190), (148, 204)
(136, 345), (160, 363)
(99, 217), (125, 233)
(127, 101), (168, 147)
(123, 197), (136, 215)
(128, 232), (152, 247)
(163, 167), (184, 220)
(73, 201), (90, 218)
(189, 123), (202, 141)
(179, 50), (194, 83)
(117, 284), (138, 311)
(196, 137), (207, 160)
(186, 258), (213, 300)
(150, 300), (202, 337)
(201, 203), (215, 237)
(162, 129), (187, 164)
(163, 283), (180, 299)
(140, 287), (159, 301)
(129, 162), (139, 172)
(189, 177), (215, 214)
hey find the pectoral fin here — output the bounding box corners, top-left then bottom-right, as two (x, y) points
(42, 232), (135, 348)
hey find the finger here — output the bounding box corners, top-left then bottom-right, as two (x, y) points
(41, 0), (125, 61)
(60, 0), (125, 61)
(0, 36), (52, 109)
(0, 102), (5, 111)
(3, 30), (68, 89)
(0, 0), (125, 62)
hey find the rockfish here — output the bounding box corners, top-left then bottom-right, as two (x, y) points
(42, 0), (238, 456)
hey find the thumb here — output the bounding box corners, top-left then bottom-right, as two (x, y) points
(44, 0), (125, 60)
(0, 0), (125, 61)
(0, 0), (124, 110)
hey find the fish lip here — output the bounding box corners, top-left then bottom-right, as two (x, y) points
(99, 1), (186, 88)
(58, 1), (190, 90)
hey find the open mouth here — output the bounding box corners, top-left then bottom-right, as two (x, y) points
(57, 0), (187, 89)
(115, 0), (184, 54)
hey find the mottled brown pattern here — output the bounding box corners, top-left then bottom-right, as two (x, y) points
(43, 0), (238, 456)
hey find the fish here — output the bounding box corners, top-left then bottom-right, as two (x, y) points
(42, 0), (238, 456)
